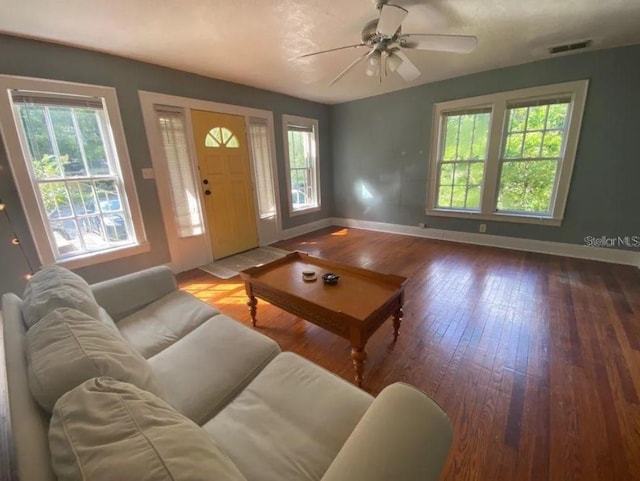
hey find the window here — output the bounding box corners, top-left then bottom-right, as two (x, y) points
(283, 114), (320, 214)
(0, 76), (147, 268)
(497, 99), (569, 214)
(436, 108), (491, 210)
(205, 127), (239, 148)
(155, 107), (204, 237)
(248, 118), (277, 219)
(427, 80), (588, 225)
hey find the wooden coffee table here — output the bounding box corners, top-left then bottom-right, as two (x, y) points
(240, 251), (407, 387)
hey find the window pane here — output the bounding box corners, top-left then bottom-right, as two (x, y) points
(440, 163), (454, 185)
(523, 132), (543, 158)
(437, 185), (452, 208)
(497, 160), (557, 213)
(76, 109), (110, 175)
(443, 116), (459, 161)
(49, 108), (86, 177)
(468, 162), (484, 184)
(453, 163), (468, 185)
(526, 105), (547, 130)
(18, 106), (60, 179)
(470, 114), (489, 159)
(504, 133), (523, 159)
(451, 186), (467, 208)
(40, 182), (72, 219)
(509, 107), (527, 132)
(542, 131), (563, 158)
(547, 104), (568, 129)
(67, 181), (98, 215)
(457, 115), (475, 160)
(466, 186), (481, 209)
(51, 218), (81, 255)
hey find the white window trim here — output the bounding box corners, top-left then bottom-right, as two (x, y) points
(0, 75), (148, 269)
(426, 80), (589, 226)
(282, 114), (321, 216)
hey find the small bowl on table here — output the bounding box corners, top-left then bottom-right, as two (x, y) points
(302, 270), (317, 282)
(322, 273), (340, 285)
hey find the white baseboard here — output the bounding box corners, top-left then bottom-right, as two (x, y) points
(279, 218), (334, 241)
(332, 217), (640, 268)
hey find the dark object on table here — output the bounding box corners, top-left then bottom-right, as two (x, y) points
(322, 273), (340, 285)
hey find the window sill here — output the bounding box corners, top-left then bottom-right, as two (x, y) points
(289, 205), (321, 217)
(55, 242), (151, 270)
(425, 208), (562, 226)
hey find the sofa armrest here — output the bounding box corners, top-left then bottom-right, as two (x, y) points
(321, 383), (452, 481)
(91, 266), (178, 322)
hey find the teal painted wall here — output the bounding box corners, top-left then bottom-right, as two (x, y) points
(330, 44), (640, 246)
(0, 34), (332, 294)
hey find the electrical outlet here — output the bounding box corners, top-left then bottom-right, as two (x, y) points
(418, 222), (427, 228)
(479, 223), (487, 233)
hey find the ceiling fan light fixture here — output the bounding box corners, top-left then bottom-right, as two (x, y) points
(365, 49), (382, 76)
(387, 51), (403, 72)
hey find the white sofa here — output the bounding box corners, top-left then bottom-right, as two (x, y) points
(1, 265), (452, 481)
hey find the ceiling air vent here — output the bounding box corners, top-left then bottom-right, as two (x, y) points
(549, 40), (593, 55)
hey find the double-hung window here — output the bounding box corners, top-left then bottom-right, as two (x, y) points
(283, 114), (320, 215)
(0, 76), (147, 268)
(427, 80), (588, 225)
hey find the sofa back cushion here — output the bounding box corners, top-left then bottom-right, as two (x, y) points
(26, 308), (163, 412)
(21, 265), (101, 329)
(49, 377), (247, 481)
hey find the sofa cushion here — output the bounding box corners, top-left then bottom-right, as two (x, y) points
(118, 290), (220, 358)
(21, 265), (100, 329)
(26, 308), (163, 412)
(148, 314), (280, 425)
(49, 377), (247, 481)
(203, 352), (374, 481)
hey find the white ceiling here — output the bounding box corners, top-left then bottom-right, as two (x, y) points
(1, 0), (639, 104)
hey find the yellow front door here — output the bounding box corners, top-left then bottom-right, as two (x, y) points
(191, 110), (259, 259)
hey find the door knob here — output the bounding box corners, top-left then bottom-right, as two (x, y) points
(205, 189), (211, 196)
(203, 179), (209, 185)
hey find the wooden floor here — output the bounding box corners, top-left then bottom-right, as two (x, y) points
(178, 226), (640, 481)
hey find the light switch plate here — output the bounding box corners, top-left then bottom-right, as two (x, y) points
(141, 168), (155, 180)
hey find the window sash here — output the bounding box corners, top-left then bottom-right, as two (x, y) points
(435, 109), (491, 211)
(284, 115), (320, 214)
(495, 100), (571, 215)
(13, 98), (137, 259)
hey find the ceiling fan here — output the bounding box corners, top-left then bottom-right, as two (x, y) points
(298, 0), (478, 85)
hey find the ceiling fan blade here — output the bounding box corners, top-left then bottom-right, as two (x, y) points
(376, 4), (408, 37)
(329, 49), (372, 86)
(393, 50), (421, 82)
(400, 34), (478, 53)
(296, 43), (367, 59)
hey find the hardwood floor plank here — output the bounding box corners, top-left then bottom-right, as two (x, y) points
(177, 226), (640, 481)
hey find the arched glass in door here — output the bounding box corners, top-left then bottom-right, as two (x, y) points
(205, 127), (239, 148)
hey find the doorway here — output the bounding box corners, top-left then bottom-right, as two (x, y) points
(190, 109), (259, 259)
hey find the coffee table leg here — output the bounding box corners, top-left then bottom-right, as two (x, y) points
(393, 307), (403, 341)
(247, 295), (258, 327)
(350, 347), (367, 387)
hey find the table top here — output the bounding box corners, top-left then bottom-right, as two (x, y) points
(240, 251), (407, 322)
